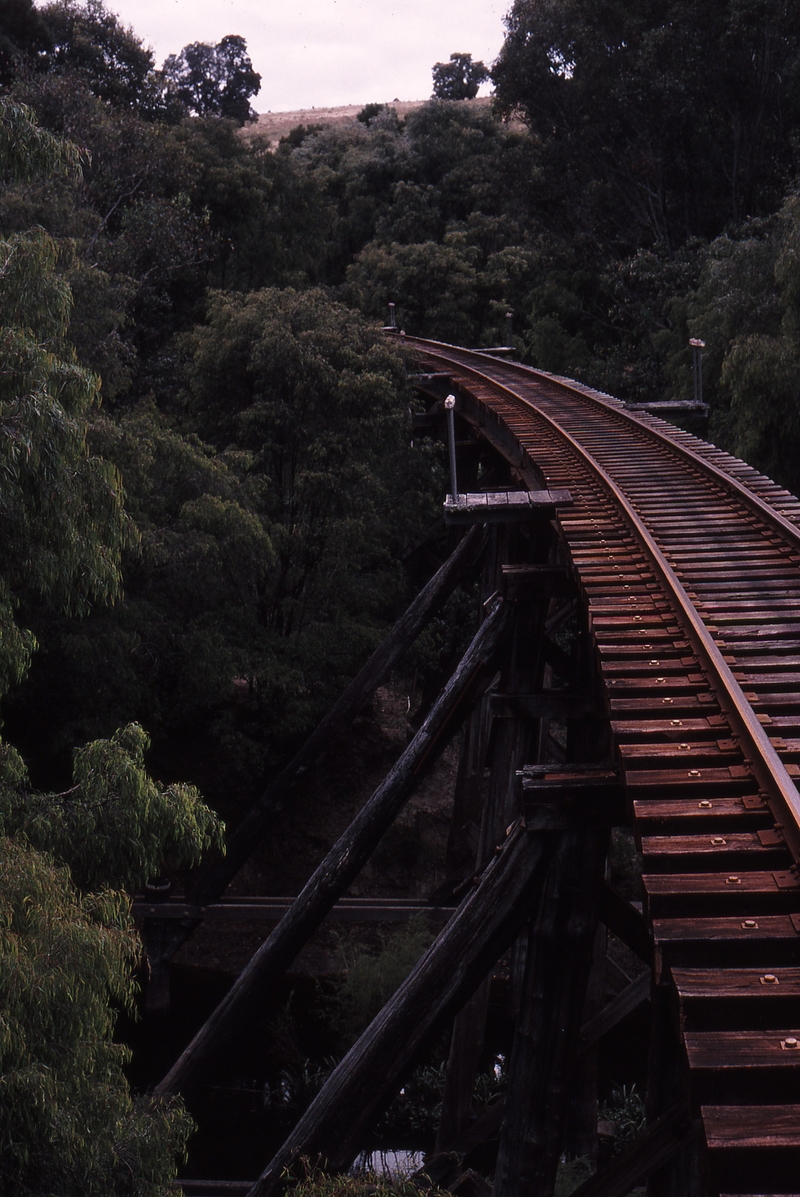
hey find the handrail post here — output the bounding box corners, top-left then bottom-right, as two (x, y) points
(690, 337), (704, 405)
(445, 393), (459, 501)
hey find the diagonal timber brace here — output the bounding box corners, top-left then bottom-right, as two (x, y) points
(247, 819), (550, 1196)
(148, 523), (487, 974)
(156, 594), (510, 1098)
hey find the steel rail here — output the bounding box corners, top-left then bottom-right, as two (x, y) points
(407, 339), (800, 865)
(407, 336), (800, 552)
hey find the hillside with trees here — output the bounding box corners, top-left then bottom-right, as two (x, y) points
(2, 0), (800, 1190)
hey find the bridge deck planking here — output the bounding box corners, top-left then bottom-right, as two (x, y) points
(407, 337), (800, 1196)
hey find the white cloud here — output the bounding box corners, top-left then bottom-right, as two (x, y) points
(105, 0), (508, 110)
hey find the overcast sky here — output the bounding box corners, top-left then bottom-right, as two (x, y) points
(104, 0), (509, 112)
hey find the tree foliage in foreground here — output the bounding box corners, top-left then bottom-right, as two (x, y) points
(0, 836), (194, 1196)
(0, 722), (224, 892)
(0, 96), (222, 1194)
(0, 97), (133, 699)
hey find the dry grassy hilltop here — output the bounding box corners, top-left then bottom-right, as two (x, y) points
(243, 95), (501, 146)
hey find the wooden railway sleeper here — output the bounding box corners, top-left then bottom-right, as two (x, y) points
(407, 340), (800, 1196)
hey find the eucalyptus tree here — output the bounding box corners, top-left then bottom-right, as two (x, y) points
(493, 0), (800, 250)
(0, 97), (131, 694)
(0, 98), (222, 1196)
(431, 52), (489, 100)
(162, 34), (261, 124)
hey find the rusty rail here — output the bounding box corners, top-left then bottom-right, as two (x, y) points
(407, 335), (800, 1197)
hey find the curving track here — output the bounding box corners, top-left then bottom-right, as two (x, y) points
(407, 337), (800, 1197)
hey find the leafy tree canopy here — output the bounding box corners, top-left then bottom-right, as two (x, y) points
(0, 0), (51, 86)
(162, 34), (261, 125)
(357, 102), (386, 126)
(492, 0), (800, 249)
(175, 286), (440, 771)
(0, 722), (224, 891)
(0, 97), (134, 699)
(432, 52), (489, 100)
(658, 193), (800, 493)
(38, 0), (160, 113)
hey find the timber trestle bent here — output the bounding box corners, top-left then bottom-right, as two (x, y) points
(145, 336), (800, 1197)
(407, 336), (800, 1197)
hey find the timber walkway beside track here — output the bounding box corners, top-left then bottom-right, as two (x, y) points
(143, 338), (800, 1197)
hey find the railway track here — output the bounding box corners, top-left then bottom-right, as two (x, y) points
(407, 337), (800, 1197)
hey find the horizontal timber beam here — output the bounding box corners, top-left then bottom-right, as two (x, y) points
(444, 489), (572, 525)
(134, 897), (455, 923)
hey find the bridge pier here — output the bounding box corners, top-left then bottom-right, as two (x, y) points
(646, 983), (707, 1197)
(437, 518), (556, 1152)
(434, 509), (618, 1195)
(494, 828), (609, 1197)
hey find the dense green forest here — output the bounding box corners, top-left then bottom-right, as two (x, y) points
(2, 0), (800, 1189)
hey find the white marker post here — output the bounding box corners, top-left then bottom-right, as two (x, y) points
(445, 394), (458, 501)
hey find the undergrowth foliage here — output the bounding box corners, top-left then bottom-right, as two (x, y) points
(599, 1084), (647, 1148)
(0, 838), (193, 1195)
(331, 920), (437, 1043)
(284, 1162), (446, 1197)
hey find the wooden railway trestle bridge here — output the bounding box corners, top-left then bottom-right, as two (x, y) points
(138, 338), (800, 1197)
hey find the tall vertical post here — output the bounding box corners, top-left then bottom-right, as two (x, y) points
(690, 338), (705, 406)
(437, 518), (559, 1154)
(493, 829), (610, 1197)
(646, 984), (705, 1197)
(563, 923), (607, 1163)
(506, 311), (514, 347)
(388, 301), (397, 328)
(445, 394), (459, 501)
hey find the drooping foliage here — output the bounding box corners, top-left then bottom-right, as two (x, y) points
(0, 836), (194, 1196)
(0, 98), (133, 698)
(0, 95), (228, 1194)
(0, 722), (224, 891)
